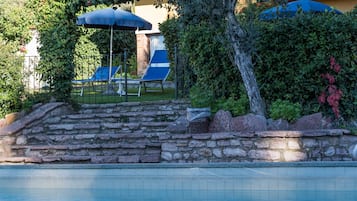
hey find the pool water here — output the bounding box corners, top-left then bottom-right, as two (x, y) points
(0, 163), (356, 201)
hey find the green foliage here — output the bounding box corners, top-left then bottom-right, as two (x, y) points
(213, 96), (249, 117)
(212, 85), (249, 117)
(269, 99), (302, 122)
(0, 0), (35, 44)
(0, 38), (25, 118)
(189, 84), (214, 108)
(254, 11), (357, 120)
(26, 0), (135, 102)
(160, 18), (193, 97)
(180, 21), (242, 99)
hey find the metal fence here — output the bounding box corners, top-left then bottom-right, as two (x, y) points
(22, 51), (185, 104)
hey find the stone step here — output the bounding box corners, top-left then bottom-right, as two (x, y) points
(24, 122), (173, 136)
(78, 100), (190, 115)
(55, 110), (185, 124)
(24, 133), (163, 146)
(10, 143), (161, 163)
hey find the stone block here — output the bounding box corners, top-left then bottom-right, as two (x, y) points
(198, 148), (212, 157)
(161, 152), (172, 161)
(118, 155), (140, 163)
(213, 149), (222, 158)
(140, 154), (160, 163)
(290, 112), (324, 130)
(283, 151), (307, 162)
(173, 153), (182, 160)
(270, 140), (287, 149)
(61, 156), (91, 162)
(91, 156), (118, 163)
(162, 143), (178, 151)
(188, 140), (205, 148)
(15, 136), (27, 145)
(166, 116), (188, 134)
(223, 148), (247, 157)
(207, 141), (217, 148)
(208, 110), (232, 132)
(302, 139), (319, 148)
(188, 118), (210, 134)
(287, 140), (301, 150)
(267, 118), (289, 130)
(192, 133), (211, 140)
(231, 113), (267, 132)
(255, 140), (269, 149)
(211, 133), (235, 140)
(324, 146), (335, 157)
(248, 150), (281, 161)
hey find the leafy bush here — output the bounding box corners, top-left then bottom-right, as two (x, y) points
(254, 11), (357, 120)
(269, 99), (302, 122)
(212, 85), (249, 116)
(189, 84), (214, 108)
(213, 96), (249, 117)
(0, 39), (25, 118)
(180, 22), (242, 99)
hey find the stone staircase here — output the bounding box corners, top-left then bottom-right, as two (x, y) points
(0, 100), (190, 163)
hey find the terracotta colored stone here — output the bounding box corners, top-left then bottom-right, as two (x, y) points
(208, 110), (232, 132)
(291, 113), (324, 130)
(230, 113), (267, 132)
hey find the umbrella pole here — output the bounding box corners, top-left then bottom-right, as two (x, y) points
(109, 26), (113, 84)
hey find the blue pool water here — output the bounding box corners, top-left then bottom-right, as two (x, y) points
(0, 162), (356, 201)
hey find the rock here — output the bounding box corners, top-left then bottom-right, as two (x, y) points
(231, 113), (267, 132)
(208, 110), (232, 132)
(291, 112), (324, 130)
(187, 107), (211, 121)
(0, 119), (5, 128)
(166, 116), (188, 134)
(267, 118), (290, 130)
(5, 112), (21, 126)
(188, 118), (210, 134)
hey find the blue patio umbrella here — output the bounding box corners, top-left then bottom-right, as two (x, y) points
(259, 0), (343, 21)
(76, 6), (152, 84)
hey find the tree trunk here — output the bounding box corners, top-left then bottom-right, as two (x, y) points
(224, 0), (266, 116)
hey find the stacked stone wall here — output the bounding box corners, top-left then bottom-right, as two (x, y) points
(0, 101), (356, 163)
(160, 130), (357, 163)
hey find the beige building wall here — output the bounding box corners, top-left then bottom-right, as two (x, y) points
(134, 2), (170, 76)
(319, 0), (357, 12)
(135, 5), (169, 32)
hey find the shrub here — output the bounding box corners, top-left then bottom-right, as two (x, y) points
(269, 99), (302, 122)
(0, 39), (25, 118)
(189, 84), (214, 108)
(255, 11), (357, 120)
(213, 96), (249, 117)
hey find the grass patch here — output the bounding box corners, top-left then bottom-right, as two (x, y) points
(71, 84), (176, 104)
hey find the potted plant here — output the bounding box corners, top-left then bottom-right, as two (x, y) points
(187, 84), (212, 121)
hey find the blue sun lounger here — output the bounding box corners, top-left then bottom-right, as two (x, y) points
(72, 66), (120, 96)
(141, 50), (171, 92)
(116, 50), (170, 97)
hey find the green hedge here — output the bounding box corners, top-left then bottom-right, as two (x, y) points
(0, 39), (25, 118)
(254, 12), (357, 120)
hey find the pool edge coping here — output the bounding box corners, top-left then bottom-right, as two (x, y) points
(1, 161), (357, 169)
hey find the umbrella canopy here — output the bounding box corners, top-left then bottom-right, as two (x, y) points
(259, 0), (343, 21)
(77, 7), (152, 30)
(76, 6), (152, 86)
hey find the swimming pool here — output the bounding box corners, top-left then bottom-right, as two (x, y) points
(0, 162), (356, 201)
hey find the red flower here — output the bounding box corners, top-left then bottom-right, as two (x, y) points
(330, 56), (341, 73)
(318, 92), (326, 104)
(322, 73), (335, 84)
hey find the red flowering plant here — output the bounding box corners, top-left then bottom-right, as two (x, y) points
(318, 56), (343, 119)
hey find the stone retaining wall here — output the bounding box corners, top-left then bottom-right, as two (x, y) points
(0, 102), (356, 163)
(160, 130), (357, 163)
